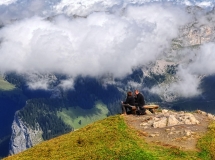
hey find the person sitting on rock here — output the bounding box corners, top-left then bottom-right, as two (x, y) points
(134, 89), (146, 115)
(121, 91), (135, 115)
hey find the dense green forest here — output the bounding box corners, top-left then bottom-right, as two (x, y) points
(18, 99), (73, 140)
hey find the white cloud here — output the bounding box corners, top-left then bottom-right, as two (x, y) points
(127, 81), (142, 89)
(168, 67), (201, 97)
(27, 79), (50, 90)
(58, 78), (75, 90)
(0, 4), (191, 81)
(53, 0), (215, 17)
(151, 67), (201, 99)
(196, 1), (213, 8)
(25, 72), (57, 90)
(0, 0), (17, 6)
(188, 43), (215, 75)
(0, 0), (214, 24)
(0, 0), (58, 24)
(2, 0), (212, 95)
(53, 0), (123, 17)
(151, 41), (215, 98)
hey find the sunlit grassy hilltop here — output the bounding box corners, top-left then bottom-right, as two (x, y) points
(4, 115), (215, 160)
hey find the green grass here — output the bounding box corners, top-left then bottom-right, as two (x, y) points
(4, 116), (215, 160)
(57, 101), (109, 129)
(0, 77), (15, 91)
(197, 122), (215, 160)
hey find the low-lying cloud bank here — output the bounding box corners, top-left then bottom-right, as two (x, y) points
(0, 0), (215, 98)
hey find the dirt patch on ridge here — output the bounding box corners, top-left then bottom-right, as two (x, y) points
(124, 111), (213, 151)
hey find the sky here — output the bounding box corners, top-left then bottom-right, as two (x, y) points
(0, 0), (215, 98)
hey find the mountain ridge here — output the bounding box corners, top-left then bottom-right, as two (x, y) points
(2, 2), (215, 158)
(3, 109), (215, 160)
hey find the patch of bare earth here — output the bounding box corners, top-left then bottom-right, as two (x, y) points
(124, 111), (214, 151)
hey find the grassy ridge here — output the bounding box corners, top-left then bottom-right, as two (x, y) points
(4, 115), (215, 160)
(197, 122), (215, 159)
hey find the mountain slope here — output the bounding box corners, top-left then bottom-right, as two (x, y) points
(4, 115), (215, 160)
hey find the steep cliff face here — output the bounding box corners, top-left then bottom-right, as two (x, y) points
(9, 112), (43, 155)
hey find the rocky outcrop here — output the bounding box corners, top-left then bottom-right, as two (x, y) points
(140, 109), (215, 129)
(9, 112), (43, 155)
(177, 23), (215, 47)
(125, 109), (215, 150)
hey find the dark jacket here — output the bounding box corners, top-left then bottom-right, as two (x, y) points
(135, 93), (145, 107)
(123, 95), (135, 106)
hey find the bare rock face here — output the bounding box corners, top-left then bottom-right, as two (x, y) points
(9, 112), (43, 155)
